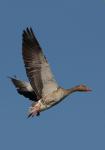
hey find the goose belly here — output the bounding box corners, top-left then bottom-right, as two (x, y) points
(40, 88), (65, 111)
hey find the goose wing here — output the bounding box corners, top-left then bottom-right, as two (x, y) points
(9, 77), (38, 101)
(22, 28), (58, 99)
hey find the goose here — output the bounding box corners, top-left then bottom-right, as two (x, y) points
(10, 28), (91, 117)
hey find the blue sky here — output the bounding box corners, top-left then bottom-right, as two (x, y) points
(0, 0), (105, 149)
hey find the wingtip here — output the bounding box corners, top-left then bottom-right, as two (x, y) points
(7, 75), (17, 80)
(30, 27), (33, 33)
(7, 76), (11, 79)
(26, 27), (30, 33)
(7, 76), (14, 81)
(22, 27), (34, 41)
(23, 27), (33, 34)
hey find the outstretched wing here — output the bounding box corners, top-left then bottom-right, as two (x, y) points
(9, 77), (38, 101)
(22, 28), (58, 99)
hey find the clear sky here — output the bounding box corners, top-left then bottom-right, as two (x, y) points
(0, 0), (105, 149)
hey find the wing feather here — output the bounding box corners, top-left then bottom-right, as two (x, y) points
(9, 77), (38, 101)
(22, 28), (58, 98)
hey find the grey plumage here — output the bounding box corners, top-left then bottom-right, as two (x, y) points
(22, 28), (58, 100)
(9, 27), (91, 118)
(9, 77), (37, 101)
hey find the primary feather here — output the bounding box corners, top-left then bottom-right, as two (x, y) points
(22, 28), (58, 99)
(9, 77), (37, 101)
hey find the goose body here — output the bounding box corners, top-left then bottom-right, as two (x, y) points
(10, 28), (91, 117)
(30, 88), (66, 113)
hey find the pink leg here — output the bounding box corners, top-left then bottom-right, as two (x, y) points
(28, 105), (40, 118)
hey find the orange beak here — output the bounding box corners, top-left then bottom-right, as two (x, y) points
(86, 87), (92, 92)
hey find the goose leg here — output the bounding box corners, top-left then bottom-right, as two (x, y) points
(28, 105), (40, 118)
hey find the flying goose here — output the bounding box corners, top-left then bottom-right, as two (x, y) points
(10, 28), (91, 117)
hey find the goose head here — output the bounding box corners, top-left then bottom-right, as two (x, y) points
(76, 84), (92, 92)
